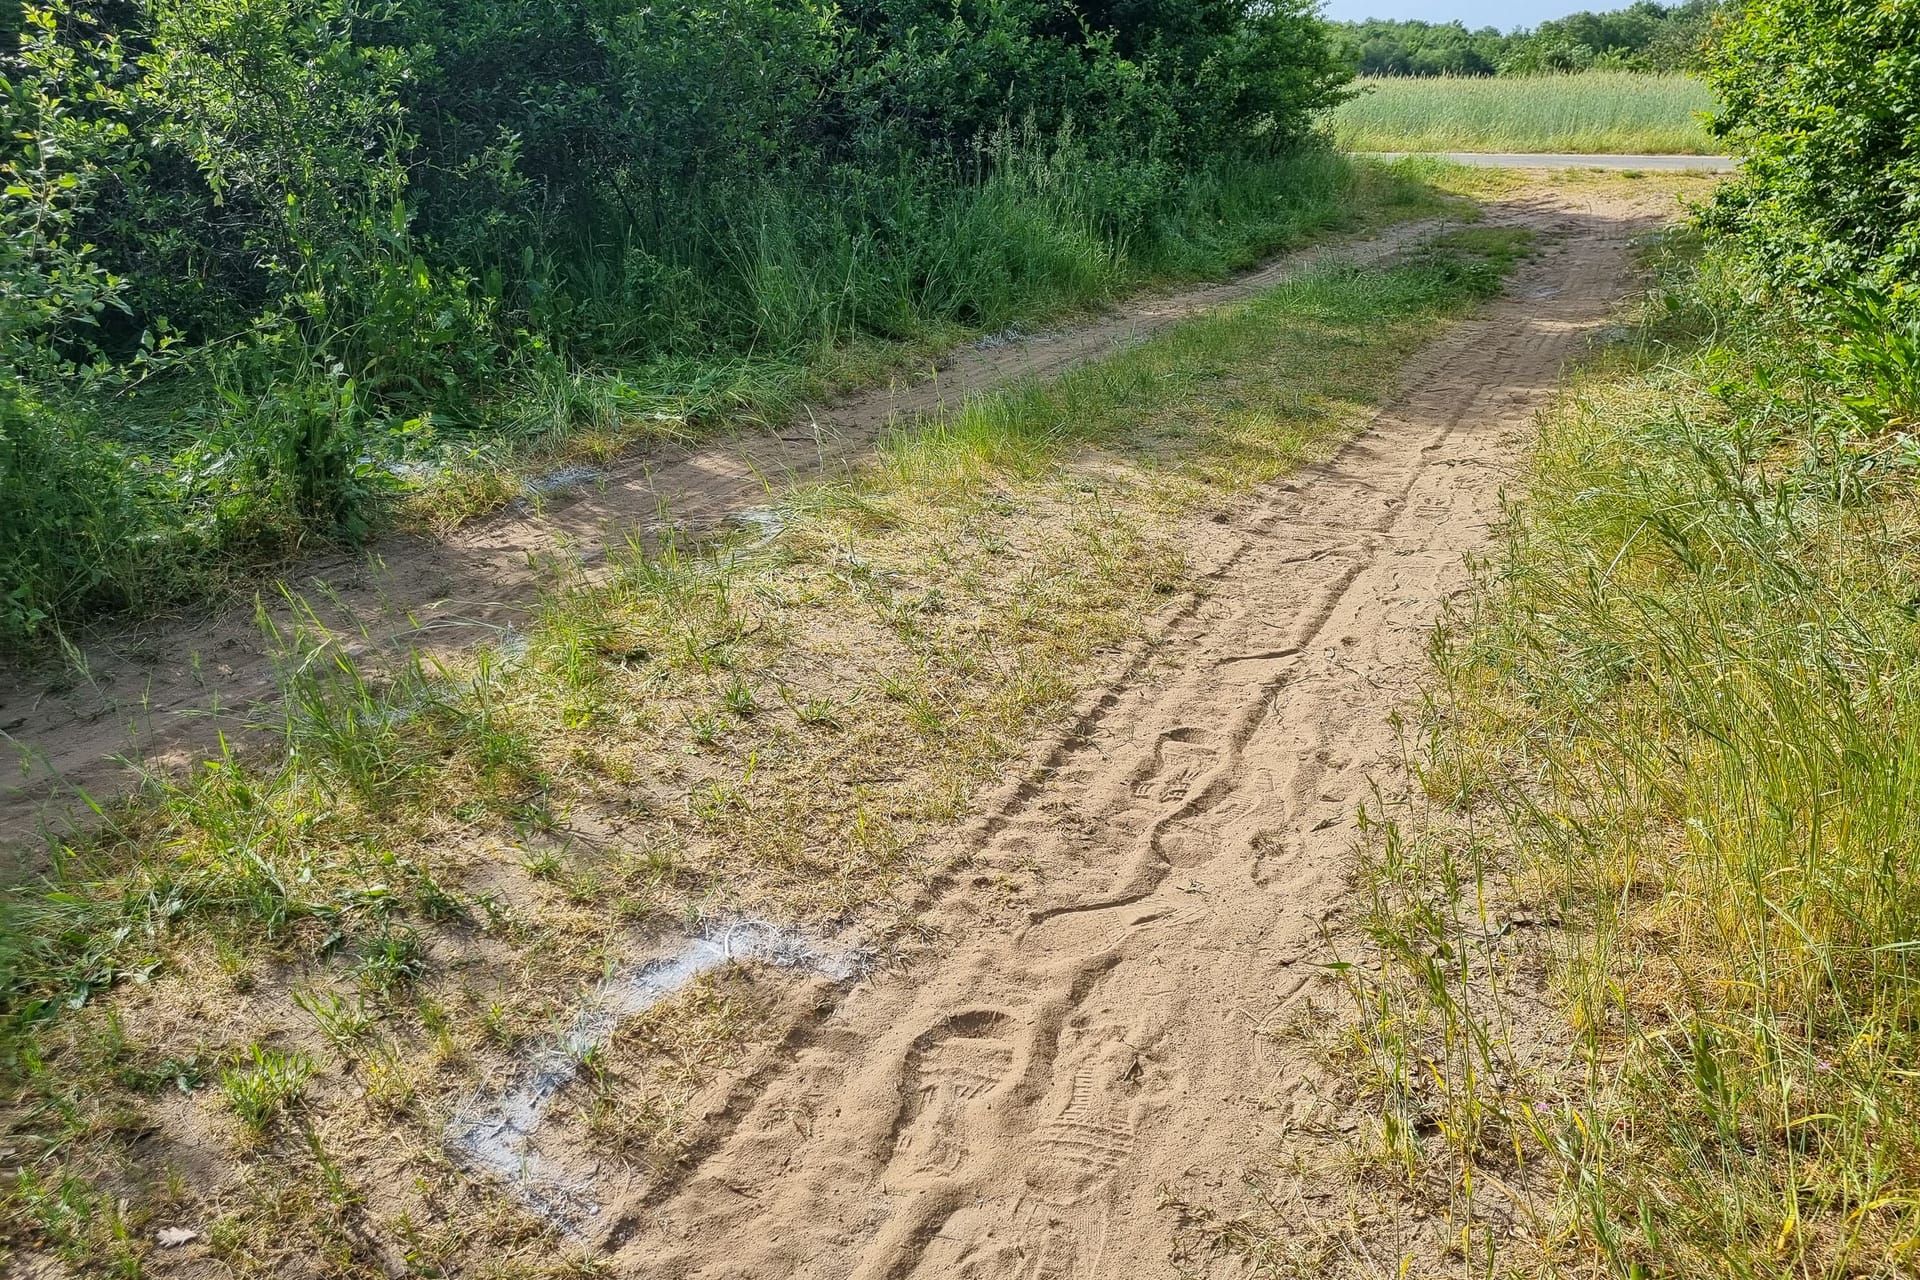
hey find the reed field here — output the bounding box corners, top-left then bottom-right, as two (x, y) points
(1329, 71), (1719, 154)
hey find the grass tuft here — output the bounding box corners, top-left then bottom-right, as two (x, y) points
(220, 1045), (313, 1135)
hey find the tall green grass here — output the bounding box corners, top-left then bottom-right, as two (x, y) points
(1329, 72), (1718, 154)
(1343, 245), (1920, 1275)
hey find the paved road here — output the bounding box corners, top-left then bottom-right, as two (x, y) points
(1362, 151), (1734, 171)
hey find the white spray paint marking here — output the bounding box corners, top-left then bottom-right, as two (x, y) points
(447, 919), (864, 1228)
(496, 626), (531, 662)
(381, 458), (439, 487)
(724, 506), (786, 543)
(643, 504), (786, 552)
(522, 464), (605, 499)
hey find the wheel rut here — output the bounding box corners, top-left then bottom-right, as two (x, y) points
(587, 184), (1674, 1278)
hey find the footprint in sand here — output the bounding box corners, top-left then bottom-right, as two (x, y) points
(900, 995), (1169, 1279)
(901, 1199), (1108, 1280)
(1035, 1060), (1139, 1190)
(1130, 726), (1219, 804)
(892, 1011), (1015, 1179)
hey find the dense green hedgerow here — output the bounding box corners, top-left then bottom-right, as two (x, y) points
(1703, 0), (1920, 286)
(0, 0), (1355, 647)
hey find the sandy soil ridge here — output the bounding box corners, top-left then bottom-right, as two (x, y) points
(569, 184), (1670, 1278)
(0, 216), (1452, 851)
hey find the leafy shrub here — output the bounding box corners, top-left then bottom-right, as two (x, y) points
(1704, 0), (1920, 285)
(1821, 284), (1920, 432)
(0, 0), (1356, 647)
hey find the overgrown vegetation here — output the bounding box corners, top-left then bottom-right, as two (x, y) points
(1332, 1), (1721, 77)
(0, 0), (1355, 648)
(1303, 2), (1920, 1276)
(0, 226), (1528, 1272)
(1329, 70), (1718, 154)
(1703, 0), (1920, 286)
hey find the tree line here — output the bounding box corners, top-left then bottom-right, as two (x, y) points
(1334, 0), (1721, 76)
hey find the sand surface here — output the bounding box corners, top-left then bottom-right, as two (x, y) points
(558, 183), (1673, 1276)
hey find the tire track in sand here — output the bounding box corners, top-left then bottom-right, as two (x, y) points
(582, 183), (1674, 1277)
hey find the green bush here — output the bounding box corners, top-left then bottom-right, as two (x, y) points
(1704, 0), (1920, 285)
(0, 0), (1355, 648)
(0, 393), (152, 638)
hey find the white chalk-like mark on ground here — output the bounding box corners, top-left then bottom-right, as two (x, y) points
(724, 506), (787, 544)
(447, 919), (864, 1228)
(523, 464), (605, 497)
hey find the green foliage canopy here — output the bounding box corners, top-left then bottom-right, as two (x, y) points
(1704, 0), (1920, 286)
(9, 0), (1351, 356)
(0, 0), (1352, 644)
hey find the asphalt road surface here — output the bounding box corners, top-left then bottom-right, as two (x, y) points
(1363, 151), (1735, 170)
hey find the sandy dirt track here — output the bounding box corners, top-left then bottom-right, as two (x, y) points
(554, 183), (1673, 1277)
(0, 216), (1454, 851)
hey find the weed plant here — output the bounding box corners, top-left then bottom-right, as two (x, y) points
(220, 1045), (312, 1135)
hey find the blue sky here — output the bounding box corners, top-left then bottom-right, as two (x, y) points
(1320, 0), (1599, 31)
